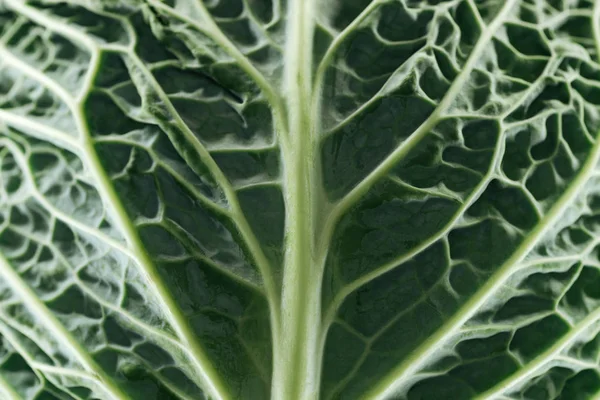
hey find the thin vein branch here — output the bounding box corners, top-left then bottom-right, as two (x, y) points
(320, 118), (505, 334)
(0, 110), (80, 153)
(0, 254), (129, 400)
(92, 134), (229, 218)
(77, 52), (232, 400)
(121, 50), (280, 320)
(0, 368), (21, 400)
(320, 0), (520, 264)
(313, 0), (389, 95)
(476, 306), (600, 399)
(147, 0), (288, 145)
(0, 321), (74, 399)
(0, 5), (233, 397)
(0, 138), (138, 263)
(364, 120), (600, 400)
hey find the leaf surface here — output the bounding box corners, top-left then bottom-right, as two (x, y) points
(2, 0), (600, 399)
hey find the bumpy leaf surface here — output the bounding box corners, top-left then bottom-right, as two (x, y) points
(2, 0), (600, 399)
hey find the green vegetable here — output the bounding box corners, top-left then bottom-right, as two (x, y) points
(2, 0), (600, 399)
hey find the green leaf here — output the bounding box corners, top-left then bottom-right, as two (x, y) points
(2, 0), (600, 399)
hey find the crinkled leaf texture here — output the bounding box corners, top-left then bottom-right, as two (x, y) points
(3, 0), (600, 399)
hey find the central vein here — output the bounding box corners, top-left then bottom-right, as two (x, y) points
(272, 0), (321, 398)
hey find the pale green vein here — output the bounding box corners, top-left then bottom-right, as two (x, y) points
(77, 52), (232, 400)
(313, 0), (389, 96)
(556, 262), (585, 308)
(0, 138), (137, 260)
(327, 283), (443, 399)
(387, 175), (464, 202)
(0, 4), (262, 398)
(319, 0), (520, 260)
(320, 50), (431, 137)
(0, 254), (129, 400)
(495, 176), (544, 218)
(93, 132), (228, 218)
(273, 0), (321, 398)
(0, 322), (68, 398)
(151, 218), (264, 293)
(0, 110), (80, 153)
(518, 255), (582, 270)
(316, 2), (469, 138)
(0, 320), (49, 376)
(30, 363), (99, 383)
(150, 0), (276, 99)
(0, 46), (74, 108)
(497, 58), (563, 120)
(42, 241), (200, 356)
(146, 0), (288, 143)
(234, 180), (281, 191)
(0, 5), (234, 396)
(555, 355), (599, 370)
(364, 120), (600, 400)
(462, 310), (556, 336)
(476, 307), (600, 399)
(0, 3), (264, 399)
(4, 0), (122, 61)
(121, 51), (280, 315)
(326, 346), (370, 400)
(320, 114), (504, 334)
(466, 0), (486, 30)
(473, 5), (600, 397)
(239, 0), (283, 50)
(0, 370), (21, 400)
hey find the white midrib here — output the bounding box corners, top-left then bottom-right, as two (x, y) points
(275, 0), (523, 397)
(9, 2), (600, 400)
(272, 0), (322, 398)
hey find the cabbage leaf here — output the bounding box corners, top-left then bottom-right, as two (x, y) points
(2, 0), (600, 399)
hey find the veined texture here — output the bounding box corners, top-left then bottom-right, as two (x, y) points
(2, 0), (600, 399)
